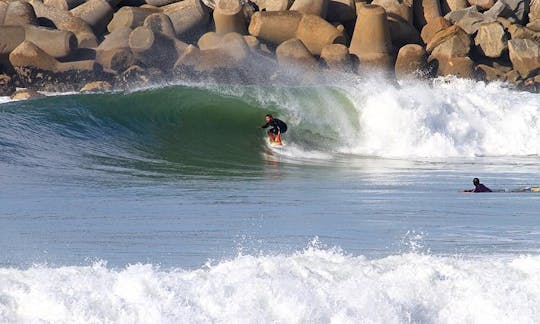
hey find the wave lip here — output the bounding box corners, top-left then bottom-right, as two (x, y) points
(1, 248), (540, 323)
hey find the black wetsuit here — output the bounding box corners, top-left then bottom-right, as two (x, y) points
(261, 118), (287, 135)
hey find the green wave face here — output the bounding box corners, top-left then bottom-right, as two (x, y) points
(0, 84), (357, 177)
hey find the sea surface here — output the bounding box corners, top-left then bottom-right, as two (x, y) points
(1, 76), (540, 323)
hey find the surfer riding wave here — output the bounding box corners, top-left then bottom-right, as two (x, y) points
(261, 114), (287, 145)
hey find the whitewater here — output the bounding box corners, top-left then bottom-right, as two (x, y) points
(2, 75), (540, 323)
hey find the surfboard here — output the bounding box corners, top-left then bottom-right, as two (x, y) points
(268, 139), (285, 147)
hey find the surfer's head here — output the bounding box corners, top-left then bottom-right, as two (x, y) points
(265, 114), (273, 123)
(473, 178), (480, 186)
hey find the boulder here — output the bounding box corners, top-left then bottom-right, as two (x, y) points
(0, 74), (15, 96)
(43, 0), (85, 10)
(435, 56), (475, 77)
(248, 11), (302, 44)
(372, 0), (413, 24)
(80, 80), (112, 92)
(395, 44), (427, 78)
(508, 24), (540, 42)
(444, 6), (478, 24)
(30, 0), (98, 48)
(429, 30), (471, 59)
(505, 68), (521, 82)
(70, 0), (113, 35)
(275, 38), (318, 68)
(320, 43), (352, 71)
(96, 27), (134, 72)
(24, 25), (78, 58)
(508, 39), (540, 78)
(527, 19), (540, 31)
(289, 0), (328, 18)
(475, 63), (507, 80)
(474, 22), (507, 58)
(467, 0), (496, 10)
(129, 26), (178, 70)
(453, 12), (495, 34)
(10, 89), (45, 100)
(327, 0), (356, 23)
(0, 26), (26, 55)
(530, 0), (540, 21)
(295, 14), (346, 55)
(213, 0), (247, 35)
(440, 0), (468, 15)
(107, 7), (158, 33)
(426, 25), (469, 53)
(484, 1), (507, 18)
(144, 13), (177, 38)
(350, 4), (393, 69)
(421, 17), (451, 44)
(4, 0), (38, 26)
(413, 0), (442, 29)
(162, 0), (210, 41)
(483, 0), (530, 24)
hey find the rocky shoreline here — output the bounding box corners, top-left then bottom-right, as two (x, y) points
(1, 0), (540, 99)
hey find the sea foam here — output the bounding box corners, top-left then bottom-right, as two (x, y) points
(1, 247), (540, 323)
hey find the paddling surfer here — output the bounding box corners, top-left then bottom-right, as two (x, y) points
(261, 114), (287, 145)
(463, 178), (492, 192)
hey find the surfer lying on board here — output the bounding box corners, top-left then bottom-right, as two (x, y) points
(261, 114), (287, 145)
(463, 178), (492, 192)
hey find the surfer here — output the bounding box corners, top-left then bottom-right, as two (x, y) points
(261, 114), (287, 145)
(463, 178), (492, 192)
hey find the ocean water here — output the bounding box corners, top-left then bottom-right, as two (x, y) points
(1, 76), (540, 323)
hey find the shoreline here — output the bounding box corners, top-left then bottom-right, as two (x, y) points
(1, 0), (540, 100)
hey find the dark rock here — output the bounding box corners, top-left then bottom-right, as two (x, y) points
(508, 38), (540, 78)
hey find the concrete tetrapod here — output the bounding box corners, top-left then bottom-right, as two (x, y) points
(162, 0), (209, 40)
(295, 14), (345, 55)
(371, 0), (413, 24)
(275, 38), (318, 69)
(0, 1), (8, 25)
(395, 44), (427, 79)
(107, 7), (159, 33)
(320, 43), (352, 72)
(30, 0), (98, 48)
(5, 0), (38, 26)
(289, 0), (328, 18)
(213, 0), (247, 35)
(350, 4), (393, 70)
(129, 26), (179, 70)
(24, 25), (78, 58)
(9, 41), (98, 73)
(96, 27), (134, 72)
(70, 0), (113, 35)
(0, 26), (26, 56)
(248, 10), (302, 44)
(144, 13), (177, 38)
